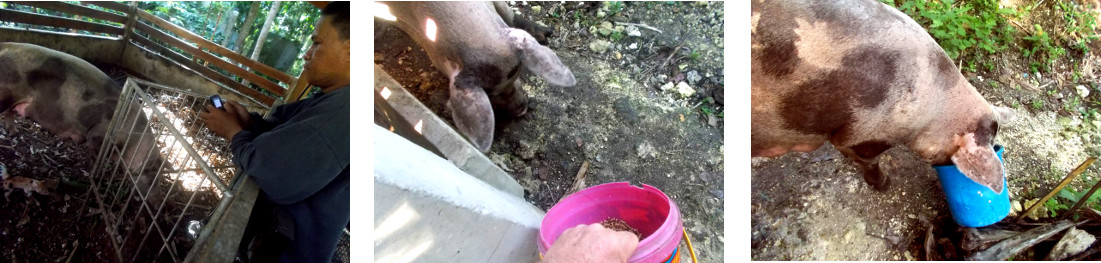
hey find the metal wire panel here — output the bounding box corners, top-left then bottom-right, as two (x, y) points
(88, 78), (262, 263)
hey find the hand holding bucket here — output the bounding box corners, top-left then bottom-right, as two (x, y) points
(539, 182), (685, 263)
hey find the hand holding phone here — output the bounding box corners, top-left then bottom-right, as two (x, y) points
(210, 95), (224, 110)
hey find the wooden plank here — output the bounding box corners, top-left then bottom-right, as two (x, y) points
(83, 1), (129, 14)
(0, 9), (124, 35)
(8, 1), (127, 24)
(134, 22), (286, 97)
(133, 10), (293, 85)
(286, 73), (312, 103)
(131, 35), (274, 106)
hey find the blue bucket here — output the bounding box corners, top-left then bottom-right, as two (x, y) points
(933, 145), (1009, 227)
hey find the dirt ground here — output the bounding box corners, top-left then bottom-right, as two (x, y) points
(751, 1), (1101, 261)
(375, 1), (725, 261)
(0, 115), (114, 262)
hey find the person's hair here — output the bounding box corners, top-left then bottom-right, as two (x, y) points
(322, 1), (349, 40)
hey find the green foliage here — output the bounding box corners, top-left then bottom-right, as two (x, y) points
(1063, 96), (1080, 113)
(605, 1), (624, 16)
(1032, 99), (1045, 110)
(700, 97), (723, 117)
(1082, 107), (1099, 120)
(1044, 196), (1069, 217)
(689, 50), (701, 61)
(1056, 1), (1100, 53)
(138, 1), (319, 77)
(1022, 24), (1065, 73)
(609, 30), (625, 42)
(887, 0), (1016, 70)
(1055, 185), (1101, 212)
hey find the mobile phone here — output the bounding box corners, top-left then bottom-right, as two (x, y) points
(210, 95), (224, 110)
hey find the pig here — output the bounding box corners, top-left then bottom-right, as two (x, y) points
(751, 0), (1007, 193)
(382, 1), (577, 152)
(0, 42), (162, 198)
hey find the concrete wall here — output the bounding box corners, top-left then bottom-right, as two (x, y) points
(0, 27), (123, 64)
(375, 64), (524, 197)
(375, 125), (545, 262)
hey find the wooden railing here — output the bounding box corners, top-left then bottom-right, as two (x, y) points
(0, 1), (304, 106)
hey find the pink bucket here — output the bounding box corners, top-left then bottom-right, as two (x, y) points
(538, 182), (683, 262)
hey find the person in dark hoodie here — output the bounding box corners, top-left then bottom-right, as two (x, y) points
(199, 1), (350, 262)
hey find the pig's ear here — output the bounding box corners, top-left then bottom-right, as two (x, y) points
(951, 133), (1005, 193)
(448, 82), (495, 152)
(504, 28), (577, 87)
(991, 105), (1016, 124)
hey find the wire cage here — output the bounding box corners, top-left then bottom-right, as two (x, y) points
(88, 78), (263, 262)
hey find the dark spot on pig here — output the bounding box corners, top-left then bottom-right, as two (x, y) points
(973, 114), (998, 146)
(780, 77), (854, 135)
(27, 57), (67, 90)
(81, 89), (95, 100)
(78, 103), (112, 130)
(851, 140), (892, 159)
(454, 63), (504, 93)
(753, 0), (800, 77)
(759, 41), (799, 78)
(930, 50), (960, 90)
(0, 56), (21, 84)
(842, 47), (898, 109)
(778, 46), (900, 135)
(0, 89), (12, 112)
(85, 133), (104, 150)
(29, 80), (66, 123)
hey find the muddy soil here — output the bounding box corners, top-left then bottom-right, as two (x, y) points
(751, 1), (1101, 260)
(375, 1), (725, 261)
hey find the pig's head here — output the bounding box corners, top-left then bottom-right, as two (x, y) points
(910, 84), (1008, 193)
(447, 28), (575, 152)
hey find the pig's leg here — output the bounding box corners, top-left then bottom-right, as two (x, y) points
(491, 1), (553, 45)
(835, 142), (893, 191)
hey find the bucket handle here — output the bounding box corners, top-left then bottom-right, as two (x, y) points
(682, 228), (699, 263)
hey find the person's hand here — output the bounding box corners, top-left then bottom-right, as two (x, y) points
(224, 100), (253, 126)
(199, 99), (249, 140)
(542, 224), (639, 263)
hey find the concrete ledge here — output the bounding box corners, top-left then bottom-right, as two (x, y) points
(374, 64), (523, 197)
(374, 125), (544, 262)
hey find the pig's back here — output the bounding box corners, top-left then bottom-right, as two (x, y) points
(385, 2), (516, 75)
(751, 0), (964, 155)
(0, 42), (117, 95)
